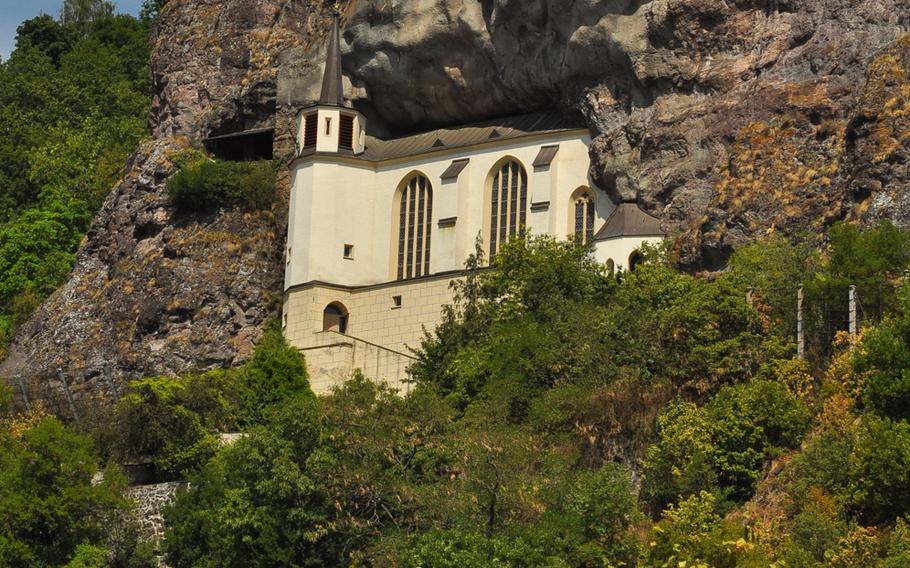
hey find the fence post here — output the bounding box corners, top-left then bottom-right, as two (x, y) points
(15, 375), (30, 411)
(849, 285), (858, 337)
(57, 368), (79, 423)
(797, 286), (805, 360)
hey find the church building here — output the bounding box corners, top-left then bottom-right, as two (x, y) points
(282, 17), (664, 393)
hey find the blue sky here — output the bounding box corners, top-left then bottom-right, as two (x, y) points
(0, 0), (143, 61)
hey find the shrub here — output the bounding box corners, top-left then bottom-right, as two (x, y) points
(166, 151), (276, 211)
(565, 463), (641, 564)
(645, 491), (771, 567)
(0, 415), (126, 566)
(642, 381), (810, 512)
(236, 326), (313, 425)
(162, 395), (332, 568)
(100, 372), (236, 478)
(640, 400), (716, 514)
(848, 415), (910, 523)
(856, 283), (910, 421)
(707, 379), (811, 502)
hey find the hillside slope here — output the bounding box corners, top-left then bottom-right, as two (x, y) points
(2, 0), (909, 407)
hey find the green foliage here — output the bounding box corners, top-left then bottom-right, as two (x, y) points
(166, 153), (277, 211)
(0, 415), (126, 567)
(61, 0), (115, 37)
(163, 395), (333, 568)
(707, 379), (811, 502)
(64, 544), (108, 568)
(642, 380), (810, 512)
(236, 326), (313, 424)
(397, 530), (544, 568)
(0, 9), (151, 353)
(0, 384), (11, 416)
(641, 400), (717, 514)
(848, 414), (910, 524)
(16, 15), (76, 67)
(855, 282), (910, 420)
(805, 220), (910, 356)
(720, 234), (818, 343)
(100, 373), (230, 478)
(882, 517), (910, 568)
(645, 491), (771, 567)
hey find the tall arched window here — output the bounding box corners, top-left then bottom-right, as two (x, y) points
(396, 174), (433, 280)
(488, 159), (528, 257)
(571, 187), (596, 244)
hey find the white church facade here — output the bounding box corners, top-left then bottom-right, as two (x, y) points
(282, 17), (664, 393)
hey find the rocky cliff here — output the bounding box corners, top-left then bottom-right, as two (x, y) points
(2, 0), (909, 407)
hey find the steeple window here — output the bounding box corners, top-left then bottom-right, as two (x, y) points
(339, 115), (354, 150)
(303, 113), (318, 148)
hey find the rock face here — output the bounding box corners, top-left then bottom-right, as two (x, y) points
(3, 0), (910, 406)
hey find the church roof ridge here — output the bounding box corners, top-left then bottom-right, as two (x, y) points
(358, 110), (585, 162)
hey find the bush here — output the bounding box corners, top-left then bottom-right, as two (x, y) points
(707, 379), (811, 502)
(0, 415), (126, 566)
(856, 283), (910, 421)
(162, 395), (332, 568)
(100, 372), (236, 479)
(641, 380), (810, 512)
(848, 415), (910, 523)
(640, 400), (716, 514)
(236, 326), (313, 425)
(645, 491), (771, 567)
(166, 151), (276, 211)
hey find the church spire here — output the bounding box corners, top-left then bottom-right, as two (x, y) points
(318, 10), (344, 106)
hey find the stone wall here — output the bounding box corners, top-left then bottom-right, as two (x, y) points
(302, 331), (416, 393)
(284, 273), (457, 391)
(126, 482), (187, 548)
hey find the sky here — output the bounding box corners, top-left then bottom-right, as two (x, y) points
(0, 0), (143, 61)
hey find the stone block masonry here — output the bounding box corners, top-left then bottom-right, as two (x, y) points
(284, 273), (458, 393)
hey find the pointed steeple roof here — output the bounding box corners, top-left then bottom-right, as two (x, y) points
(318, 11), (345, 106)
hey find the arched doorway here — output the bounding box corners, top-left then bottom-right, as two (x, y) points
(323, 302), (349, 334)
(628, 250), (643, 272)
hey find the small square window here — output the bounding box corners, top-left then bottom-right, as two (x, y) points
(343, 244), (354, 259)
(392, 295), (402, 309)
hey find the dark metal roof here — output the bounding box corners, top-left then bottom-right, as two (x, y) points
(358, 111), (584, 162)
(319, 14), (344, 106)
(532, 145), (560, 168)
(593, 203), (664, 241)
(440, 159), (470, 180)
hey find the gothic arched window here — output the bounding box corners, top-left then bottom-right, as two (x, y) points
(488, 159), (528, 257)
(571, 187), (596, 244)
(396, 174), (433, 280)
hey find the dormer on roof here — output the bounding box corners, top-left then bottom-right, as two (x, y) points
(296, 11), (366, 156)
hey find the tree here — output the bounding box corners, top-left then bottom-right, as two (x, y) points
(0, 414), (126, 566)
(855, 283), (910, 421)
(162, 396), (335, 567)
(15, 15), (76, 67)
(848, 415), (910, 524)
(60, 0), (115, 37)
